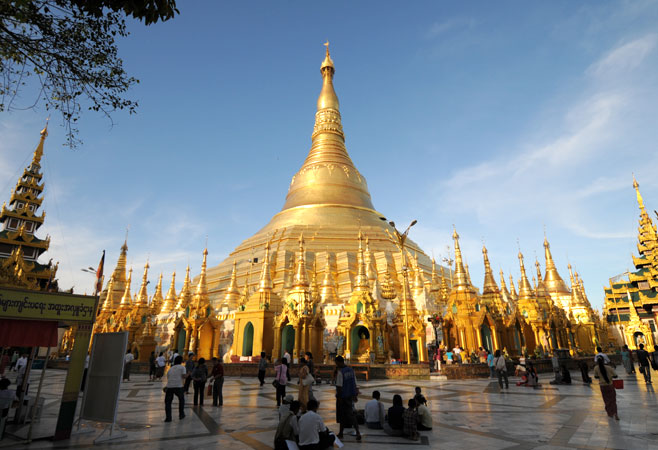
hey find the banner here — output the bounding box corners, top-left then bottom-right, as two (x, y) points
(0, 287), (98, 322)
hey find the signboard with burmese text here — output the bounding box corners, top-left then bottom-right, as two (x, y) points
(0, 287), (98, 322)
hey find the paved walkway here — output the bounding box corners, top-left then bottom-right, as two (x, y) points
(2, 368), (658, 449)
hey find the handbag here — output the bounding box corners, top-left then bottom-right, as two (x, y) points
(206, 384), (213, 396)
(272, 379), (280, 388)
(612, 379), (624, 389)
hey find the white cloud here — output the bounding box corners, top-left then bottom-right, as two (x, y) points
(425, 18), (477, 39)
(588, 33), (657, 79)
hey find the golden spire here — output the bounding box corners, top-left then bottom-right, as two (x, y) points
(224, 260), (241, 308)
(430, 258), (440, 293)
(365, 237), (377, 287)
(499, 269), (509, 295)
(412, 253), (425, 297)
(439, 265), (450, 302)
(354, 231), (370, 291)
(280, 44), (375, 212)
(627, 289), (640, 319)
(135, 261), (150, 307)
(258, 242), (273, 292)
(176, 265), (192, 310)
(293, 234), (309, 288)
(543, 237), (569, 294)
(101, 276), (115, 311)
(151, 272), (164, 314)
(568, 264), (586, 306)
(119, 268), (133, 309)
(509, 274), (518, 298)
(31, 119), (49, 166)
(452, 228), (470, 290)
(633, 174), (645, 211)
(517, 252), (534, 297)
(320, 253), (338, 303)
(108, 239), (129, 286)
(193, 249), (209, 311)
(481, 245), (499, 294)
(160, 272), (177, 314)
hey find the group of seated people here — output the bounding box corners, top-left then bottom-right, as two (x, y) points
(274, 386), (434, 448)
(364, 387), (432, 440)
(514, 358), (540, 387)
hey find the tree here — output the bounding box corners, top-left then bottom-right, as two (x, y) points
(0, 0), (178, 147)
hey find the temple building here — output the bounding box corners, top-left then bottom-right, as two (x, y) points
(604, 177), (658, 349)
(88, 46), (607, 362)
(0, 123), (58, 290)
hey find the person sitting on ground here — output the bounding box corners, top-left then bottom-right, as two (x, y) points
(413, 386), (423, 405)
(279, 394), (294, 420)
(364, 390), (385, 429)
(446, 349), (454, 365)
(298, 399), (335, 450)
(402, 398), (419, 440)
(416, 395), (432, 431)
(384, 394), (405, 436)
(274, 400), (300, 450)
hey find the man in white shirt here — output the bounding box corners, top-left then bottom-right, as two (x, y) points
(15, 355), (27, 374)
(164, 355), (187, 422)
(364, 390), (385, 429)
(594, 346), (611, 364)
(298, 399), (335, 449)
(123, 350), (135, 381)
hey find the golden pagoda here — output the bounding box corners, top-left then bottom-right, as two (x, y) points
(604, 176), (657, 349)
(0, 122), (57, 289)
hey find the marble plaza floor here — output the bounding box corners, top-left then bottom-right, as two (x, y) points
(2, 368), (658, 449)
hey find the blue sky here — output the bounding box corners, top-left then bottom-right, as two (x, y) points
(1, 1), (657, 310)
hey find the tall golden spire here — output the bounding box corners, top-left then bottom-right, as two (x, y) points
(110, 240), (129, 285)
(499, 269), (509, 295)
(509, 274), (518, 299)
(354, 231), (370, 291)
(135, 261), (150, 307)
(258, 242), (273, 292)
(119, 268), (133, 310)
(430, 258), (440, 293)
(452, 229), (470, 290)
(193, 249), (209, 310)
(160, 272), (177, 314)
(412, 253), (425, 298)
(481, 245), (499, 294)
(280, 44), (375, 212)
(517, 252), (534, 297)
(293, 234), (310, 288)
(365, 237), (377, 287)
(151, 272), (164, 313)
(31, 119), (48, 166)
(633, 174), (645, 211)
(176, 266), (192, 311)
(439, 265), (450, 303)
(223, 261), (241, 308)
(101, 276), (116, 312)
(568, 264), (586, 306)
(320, 253), (338, 303)
(543, 237), (569, 294)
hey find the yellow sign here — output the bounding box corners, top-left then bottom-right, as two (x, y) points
(0, 287), (98, 322)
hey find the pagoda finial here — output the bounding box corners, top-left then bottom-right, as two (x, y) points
(318, 42), (338, 110)
(119, 268), (133, 309)
(258, 241), (273, 292)
(176, 265), (192, 311)
(355, 230), (369, 291)
(452, 228), (470, 289)
(135, 261), (150, 307)
(193, 248), (209, 308)
(633, 174), (646, 210)
(482, 245), (499, 294)
(517, 252), (534, 297)
(151, 272), (164, 313)
(293, 233), (309, 288)
(161, 272), (177, 314)
(321, 252), (338, 303)
(31, 118), (49, 166)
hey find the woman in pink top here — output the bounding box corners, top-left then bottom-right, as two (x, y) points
(275, 358), (288, 406)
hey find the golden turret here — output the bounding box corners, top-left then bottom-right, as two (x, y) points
(223, 261), (241, 309)
(160, 272), (177, 314)
(354, 231), (369, 291)
(481, 245), (499, 295)
(320, 253), (338, 304)
(176, 266), (192, 311)
(246, 242), (282, 312)
(151, 273), (164, 314)
(568, 264), (586, 306)
(101, 276), (116, 312)
(509, 274), (518, 300)
(365, 237), (377, 288)
(543, 237), (570, 295)
(430, 258), (440, 293)
(310, 260), (320, 301)
(192, 249), (210, 313)
(412, 253), (426, 298)
(31, 120), (48, 167)
(633, 174), (645, 211)
(292, 234), (309, 288)
(258, 242), (273, 292)
(135, 262), (150, 308)
(517, 252), (534, 298)
(452, 229), (472, 291)
(438, 266), (450, 304)
(119, 268), (133, 310)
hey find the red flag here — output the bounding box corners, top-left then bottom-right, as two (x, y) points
(95, 250), (105, 295)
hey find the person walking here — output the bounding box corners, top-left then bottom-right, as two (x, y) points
(621, 345), (635, 374)
(183, 352), (195, 394)
(274, 400), (300, 450)
(148, 351), (156, 382)
(487, 350), (495, 378)
(164, 355), (187, 422)
(123, 350), (134, 381)
(305, 352), (315, 383)
(0, 350), (9, 376)
(209, 357), (224, 406)
(493, 350), (509, 389)
(636, 344), (652, 384)
(334, 355), (361, 441)
(155, 352), (166, 381)
(298, 399), (335, 450)
(191, 357), (208, 406)
(258, 352), (267, 387)
(9, 351), (18, 371)
(578, 359), (592, 384)
(298, 364), (314, 412)
(593, 356), (619, 420)
(275, 358), (288, 407)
